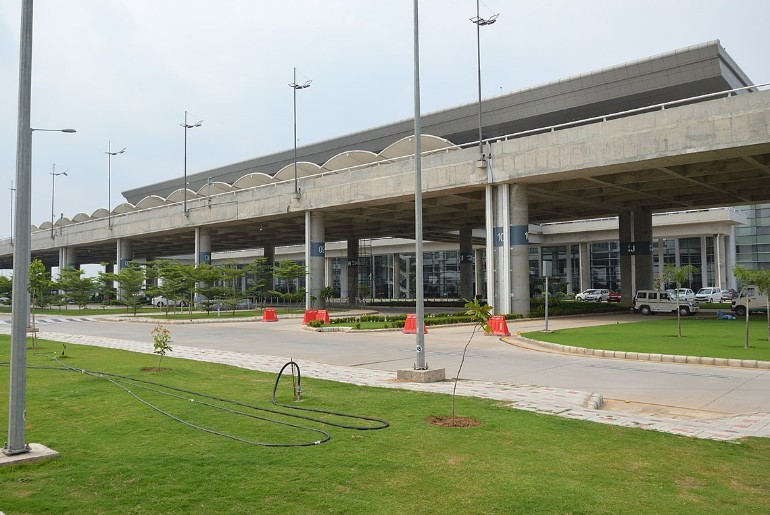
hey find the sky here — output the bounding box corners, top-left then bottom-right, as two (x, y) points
(1, 0), (769, 241)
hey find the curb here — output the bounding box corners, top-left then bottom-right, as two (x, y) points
(511, 336), (770, 369)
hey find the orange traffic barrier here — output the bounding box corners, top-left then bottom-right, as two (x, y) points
(302, 310), (317, 325)
(262, 307), (279, 322)
(315, 309), (330, 325)
(485, 315), (510, 336)
(402, 314), (428, 334)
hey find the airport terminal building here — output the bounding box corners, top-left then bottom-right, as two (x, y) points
(2, 40), (769, 311)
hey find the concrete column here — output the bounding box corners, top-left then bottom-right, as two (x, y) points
(727, 227), (737, 290)
(459, 227), (474, 300)
(509, 183), (529, 315)
(635, 208), (653, 291)
(565, 244), (573, 293)
(305, 211), (325, 309)
(263, 244), (275, 294)
(347, 238), (359, 305)
(116, 238), (132, 272)
(657, 238), (665, 285)
(674, 239), (681, 269)
(579, 242), (590, 291)
(392, 253), (401, 299)
(485, 185), (497, 313)
(58, 246), (77, 270)
(195, 227), (211, 267)
(618, 210), (633, 303)
(474, 248), (484, 298)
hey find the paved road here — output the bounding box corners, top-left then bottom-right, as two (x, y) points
(6, 312), (769, 417)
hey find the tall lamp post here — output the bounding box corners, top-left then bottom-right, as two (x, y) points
(106, 141), (126, 228)
(289, 68), (311, 197)
(180, 111), (203, 214)
(9, 181), (15, 246)
(470, 0), (498, 158)
(50, 164), (67, 239)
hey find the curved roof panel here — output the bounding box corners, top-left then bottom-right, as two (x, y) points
(54, 217), (72, 227)
(322, 150), (381, 171)
(72, 213), (92, 223)
(197, 181), (233, 196)
(38, 221), (52, 230)
(91, 208), (109, 218)
(165, 189), (201, 203)
(232, 172), (275, 189)
(379, 135), (456, 159)
(135, 195), (169, 209)
(112, 202), (137, 214)
(273, 161), (321, 181)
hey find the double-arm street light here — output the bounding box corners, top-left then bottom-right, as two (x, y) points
(289, 67), (311, 197)
(50, 164), (67, 239)
(106, 141), (126, 228)
(470, 0), (498, 158)
(181, 111), (203, 214)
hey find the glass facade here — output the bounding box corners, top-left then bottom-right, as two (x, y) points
(735, 203), (770, 270)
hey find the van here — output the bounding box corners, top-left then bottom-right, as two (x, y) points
(633, 290), (700, 316)
(731, 285), (769, 317)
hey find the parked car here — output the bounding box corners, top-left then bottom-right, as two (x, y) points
(607, 291), (622, 303)
(695, 287), (722, 303)
(731, 285), (769, 317)
(575, 289), (609, 301)
(672, 288), (695, 302)
(0, 296), (9, 305)
(633, 290), (699, 316)
(151, 296), (188, 308)
(721, 289), (737, 301)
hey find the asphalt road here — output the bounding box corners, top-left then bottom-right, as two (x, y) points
(15, 311), (770, 418)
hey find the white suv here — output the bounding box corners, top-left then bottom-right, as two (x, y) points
(695, 287), (722, 303)
(633, 290), (699, 316)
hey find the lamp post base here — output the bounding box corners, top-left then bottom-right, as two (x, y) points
(1, 443), (59, 466)
(397, 367), (445, 383)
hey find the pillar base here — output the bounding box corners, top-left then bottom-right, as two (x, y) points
(0, 443), (59, 467)
(397, 368), (446, 383)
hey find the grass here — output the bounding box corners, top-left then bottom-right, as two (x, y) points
(522, 317), (770, 360)
(2, 337), (770, 513)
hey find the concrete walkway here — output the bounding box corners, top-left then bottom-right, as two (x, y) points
(8, 325), (770, 443)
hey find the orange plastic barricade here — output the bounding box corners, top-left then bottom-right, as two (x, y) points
(402, 314), (428, 334)
(262, 308), (279, 322)
(485, 315), (510, 336)
(315, 309), (330, 325)
(302, 310), (317, 325)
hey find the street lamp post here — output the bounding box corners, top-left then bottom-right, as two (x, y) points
(105, 141), (126, 228)
(289, 68), (311, 197)
(470, 0), (498, 158)
(9, 181), (15, 246)
(180, 111), (203, 214)
(50, 164), (67, 239)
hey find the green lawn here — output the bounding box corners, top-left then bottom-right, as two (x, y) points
(522, 318), (770, 360)
(1, 337), (770, 513)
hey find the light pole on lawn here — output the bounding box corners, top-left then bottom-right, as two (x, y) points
(106, 141), (126, 228)
(181, 111), (203, 214)
(470, 0), (498, 158)
(289, 67), (311, 197)
(50, 164), (67, 239)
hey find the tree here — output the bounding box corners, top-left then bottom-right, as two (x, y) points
(193, 263), (227, 314)
(105, 262), (147, 315)
(450, 296), (492, 425)
(0, 274), (11, 302)
(148, 261), (196, 316)
(272, 260), (308, 306)
(655, 263), (699, 338)
(243, 257), (272, 305)
(57, 266), (97, 310)
(733, 265), (770, 347)
(29, 259), (54, 311)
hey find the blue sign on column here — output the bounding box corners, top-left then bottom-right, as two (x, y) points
(311, 241), (326, 257)
(493, 227), (504, 247)
(199, 252), (211, 265)
(510, 225), (529, 246)
(119, 258), (129, 269)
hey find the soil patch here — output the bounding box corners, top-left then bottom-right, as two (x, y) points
(426, 415), (482, 428)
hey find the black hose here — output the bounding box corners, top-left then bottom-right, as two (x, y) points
(271, 360), (389, 431)
(2, 356), (388, 446)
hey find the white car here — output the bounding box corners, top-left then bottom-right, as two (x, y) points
(695, 287), (722, 303)
(151, 296), (187, 308)
(671, 288), (695, 302)
(575, 289), (609, 302)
